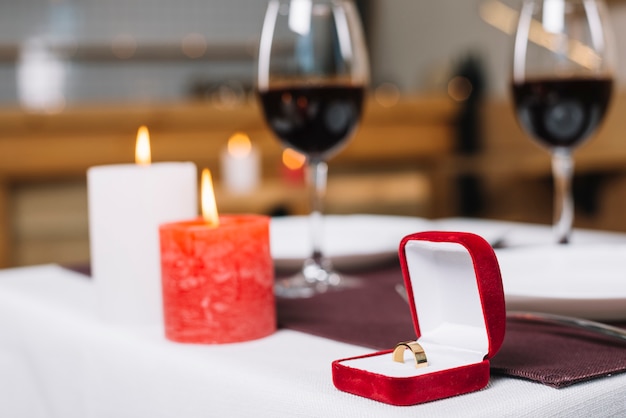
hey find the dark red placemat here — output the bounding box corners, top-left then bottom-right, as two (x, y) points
(67, 264), (626, 387)
(276, 266), (626, 388)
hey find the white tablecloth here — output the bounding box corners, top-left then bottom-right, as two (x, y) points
(1, 219), (626, 417)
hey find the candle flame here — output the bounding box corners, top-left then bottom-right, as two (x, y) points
(135, 125), (151, 166)
(201, 168), (220, 226)
(227, 132), (252, 158)
(282, 148), (306, 170)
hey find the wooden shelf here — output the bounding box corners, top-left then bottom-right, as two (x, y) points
(1, 95), (458, 267)
(0, 95), (456, 179)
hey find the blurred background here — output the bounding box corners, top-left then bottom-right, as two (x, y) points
(2, 0), (626, 267)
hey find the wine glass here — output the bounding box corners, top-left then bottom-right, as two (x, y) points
(512, 0), (615, 244)
(257, 0), (369, 297)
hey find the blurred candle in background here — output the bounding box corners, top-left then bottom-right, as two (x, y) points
(281, 147), (306, 185)
(159, 169), (275, 344)
(17, 37), (67, 112)
(220, 132), (260, 194)
(88, 126), (197, 329)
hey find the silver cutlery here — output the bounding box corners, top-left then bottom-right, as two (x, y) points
(394, 284), (626, 343)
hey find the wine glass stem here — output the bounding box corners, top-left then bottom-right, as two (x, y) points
(551, 149), (574, 244)
(308, 160), (328, 265)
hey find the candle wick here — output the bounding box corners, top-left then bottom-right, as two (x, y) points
(204, 216), (220, 228)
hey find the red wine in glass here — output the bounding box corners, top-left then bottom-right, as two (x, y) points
(257, 0), (369, 297)
(258, 85), (365, 161)
(511, 0), (615, 244)
(512, 77), (613, 149)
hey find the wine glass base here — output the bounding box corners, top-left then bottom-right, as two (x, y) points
(274, 270), (360, 299)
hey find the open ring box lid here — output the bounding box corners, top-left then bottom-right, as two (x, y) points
(332, 231), (506, 406)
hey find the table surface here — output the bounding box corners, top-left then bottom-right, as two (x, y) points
(1, 218), (626, 418)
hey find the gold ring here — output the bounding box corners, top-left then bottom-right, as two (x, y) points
(392, 341), (428, 368)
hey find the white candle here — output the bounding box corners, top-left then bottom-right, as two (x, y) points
(220, 132), (260, 194)
(87, 126), (197, 328)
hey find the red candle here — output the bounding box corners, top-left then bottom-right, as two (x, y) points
(159, 170), (275, 343)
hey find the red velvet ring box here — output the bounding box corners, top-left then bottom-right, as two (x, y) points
(332, 231), (506, 406)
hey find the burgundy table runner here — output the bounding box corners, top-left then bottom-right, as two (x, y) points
(276, 266), (626, 388)
(66, 264), (626, 388)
